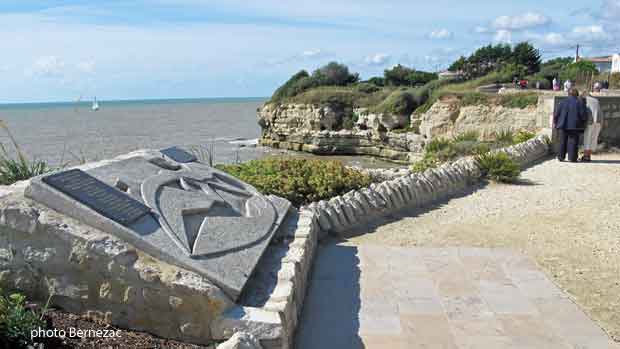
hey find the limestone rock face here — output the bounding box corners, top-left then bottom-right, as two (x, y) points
(217, 332), (263, 349)
(257, 103), (423, 162)
(419, 94), (552, 140)
(355, 108), (409, 131)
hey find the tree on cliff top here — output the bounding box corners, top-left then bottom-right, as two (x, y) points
(448, 42), (541, 80)
(270, 62), (359, 102)
(383, 65), (438, 86)
(312, 62), (359, 86)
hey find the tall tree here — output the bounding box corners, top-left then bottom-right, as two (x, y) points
(511, 42), (542, 74)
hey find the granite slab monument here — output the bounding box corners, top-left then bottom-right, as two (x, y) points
(25, 147), (291, 300)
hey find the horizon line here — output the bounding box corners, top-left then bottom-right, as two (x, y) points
(0, 96), (269, 107)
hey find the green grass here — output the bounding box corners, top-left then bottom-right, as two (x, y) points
(216, 157), (372, 207)
(0, 121), (51, 185)
(498, 93), (539, 109)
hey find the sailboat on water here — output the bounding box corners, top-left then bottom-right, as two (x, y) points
(91, 97), (100, 111)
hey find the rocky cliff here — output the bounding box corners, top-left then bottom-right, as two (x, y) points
(257, 103), (424, 163)
(257, 92), (553, 163)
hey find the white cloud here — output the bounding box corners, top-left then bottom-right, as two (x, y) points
(572, 24), (611, 42)
(493, 30), (512, 43)
(302, 49), (322, 58)
(429, 29), (453, 39)
(365, 53), (391, 66)
(76, 60), (95, 74)
(494, 12), (550, 30)
(474, 26), (489, 33)
(27, 56), (65, 77)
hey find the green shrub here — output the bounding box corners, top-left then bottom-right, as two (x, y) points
(453, 131), (479, 142)
(425, 138), (452, 154)
(498, 93), (538, 109)
(513, 130), (536, 144)
(0, 122), (50, 185)
(477, 152), (520, 183)
(493, 129), (515, 145)
(0, 291), (47, 348)
(216, 158), (371, 207)
(560, 60), (597, 82)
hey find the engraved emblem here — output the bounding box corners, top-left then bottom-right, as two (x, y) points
(140, 164), (277, 257)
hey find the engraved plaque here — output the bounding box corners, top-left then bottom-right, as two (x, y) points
(42, 169), (150, 226)
(160, 146), (197, 163)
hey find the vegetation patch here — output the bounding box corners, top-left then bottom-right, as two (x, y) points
(216, 157), (372, 207)
(0, 290), (49, 348)
(0, 122), (51, 185)
(498, 93), (538, 109)
(477, 152), (521, 183)
(411, 129), (533, 174)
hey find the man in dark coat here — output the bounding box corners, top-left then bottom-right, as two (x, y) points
(553, 88), (587, 162)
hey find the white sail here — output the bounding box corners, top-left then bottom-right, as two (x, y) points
(92, 97), (100, 111)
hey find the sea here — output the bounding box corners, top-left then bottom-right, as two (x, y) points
(0, 98), (394, 168)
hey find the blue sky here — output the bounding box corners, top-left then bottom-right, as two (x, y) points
(0, 0), (619, 103)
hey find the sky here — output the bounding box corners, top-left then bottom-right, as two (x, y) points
(0, 0), (619, 103)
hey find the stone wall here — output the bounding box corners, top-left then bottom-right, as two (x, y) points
(304, 136), (550, 236)
(211, 209), (320, 349)
(0, 182), (234, 345)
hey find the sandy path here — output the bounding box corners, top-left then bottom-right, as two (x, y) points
(344, 153), (620, 341)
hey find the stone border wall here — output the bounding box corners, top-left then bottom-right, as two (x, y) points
(305, 136), (550, 237)
(211, 208), (319, 349)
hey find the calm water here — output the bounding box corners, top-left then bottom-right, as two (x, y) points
(0, 98), (273, 166)
(0, 98), (396, 168)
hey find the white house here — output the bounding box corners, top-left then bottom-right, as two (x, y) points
(582, 54), (620, 73)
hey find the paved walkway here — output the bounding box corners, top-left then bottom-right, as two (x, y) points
(296, 245), (617, 349)
(297, 154), (620, 349)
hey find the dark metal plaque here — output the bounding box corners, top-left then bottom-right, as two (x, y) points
(42, 169), (150, 226)
(160, 146), (197, 163)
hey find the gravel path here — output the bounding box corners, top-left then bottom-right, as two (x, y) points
(343, 153), (620, 341)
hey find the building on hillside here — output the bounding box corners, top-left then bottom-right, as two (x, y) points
(580, 54), (620, 73)
(438, 70), (462, 80)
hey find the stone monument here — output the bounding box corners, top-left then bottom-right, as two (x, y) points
(24, 146), (290, 300)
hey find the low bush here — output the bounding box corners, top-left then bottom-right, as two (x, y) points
(216, 158), (372, 206)
(493, 129), (515, 145)
(477, 152), (520, 183)
(411, 153), (440, 173)
(513, 130), (536, 144)
(0, 290), (48, 348)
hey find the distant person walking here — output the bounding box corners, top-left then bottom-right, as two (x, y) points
(553, 88), (587, 162)
(581, 90), (603, 162)
(553, 77), (560, 91)
(564, 79), (572, 92)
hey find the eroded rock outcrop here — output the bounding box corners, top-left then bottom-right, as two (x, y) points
(257, 103), (422, 163)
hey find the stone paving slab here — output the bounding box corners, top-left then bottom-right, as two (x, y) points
(296, 244), (618, 349)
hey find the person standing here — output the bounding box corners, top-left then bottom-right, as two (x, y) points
(581, 90), (603, 162)
(553, 88), (587, 162)
(564, 79), (572, 92)
(553, 77), (559, 91)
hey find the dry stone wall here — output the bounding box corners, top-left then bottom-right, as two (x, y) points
(211, 209), (320, 349)
(305, 136), (550, 236)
